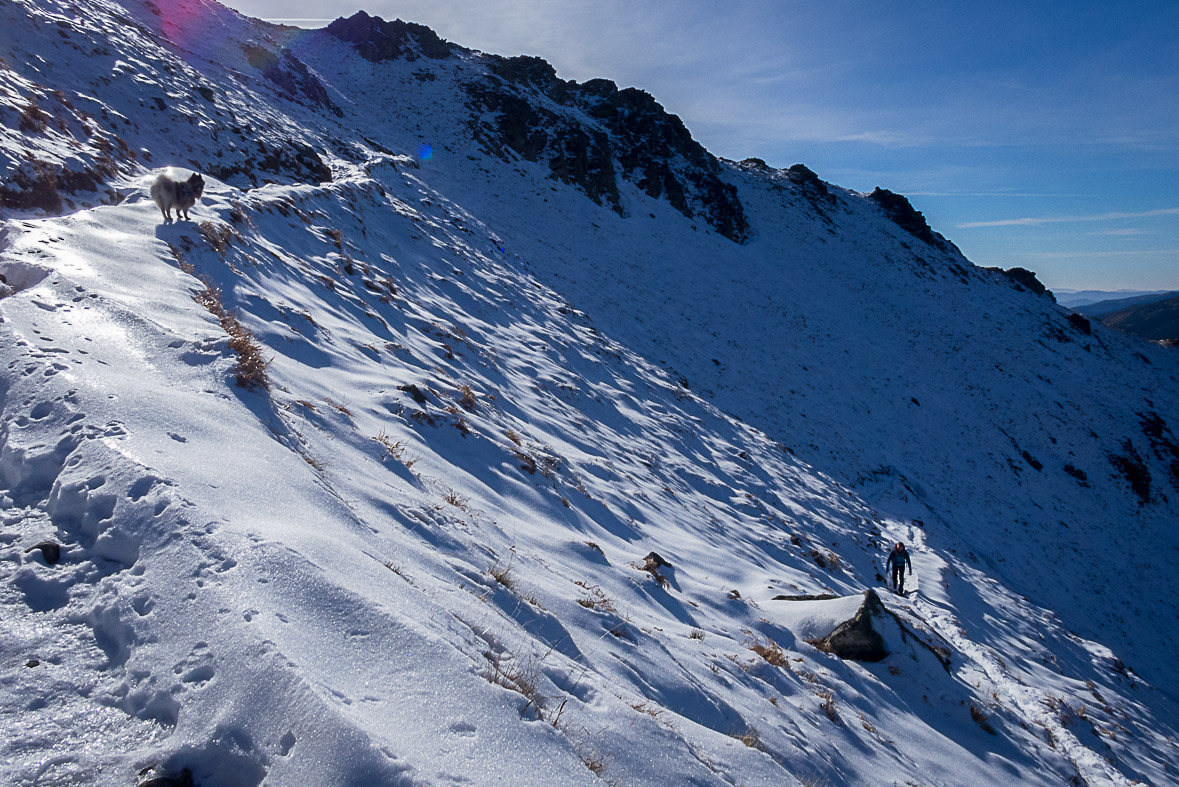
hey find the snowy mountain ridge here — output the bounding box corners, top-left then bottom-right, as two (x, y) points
(2, 0), (1179, 784)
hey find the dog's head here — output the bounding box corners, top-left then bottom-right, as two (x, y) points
(187, 173), (206, 199)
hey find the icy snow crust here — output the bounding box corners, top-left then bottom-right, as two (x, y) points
(2, 0), (1179, 784)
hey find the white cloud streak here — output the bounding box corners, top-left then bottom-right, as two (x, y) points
(958, 207), (1179, 229)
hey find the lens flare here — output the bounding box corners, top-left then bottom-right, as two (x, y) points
(417, 143), (434, 161)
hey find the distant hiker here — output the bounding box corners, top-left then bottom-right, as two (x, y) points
(887, 542), (912, 594)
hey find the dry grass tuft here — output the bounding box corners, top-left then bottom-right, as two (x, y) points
(970, 704), (996, 734)
(504, 428), (522, 446)
(489, 562), (514, 590)
(818, 690), (838, 722)
(458, 384), (477, 412)
(194, 279), (269, 390)
(198, 221), (241, 257)
(745, 636), (790, 668)
(324, 397), (353, 418)
(443, 489), (469, 510)
(730, 725), (762, 750)
(513, 450), (537, 474)
(574, 581), (617, 614)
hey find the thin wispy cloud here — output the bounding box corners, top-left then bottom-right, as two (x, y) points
(1090, 228), (1152, 237)
(1025, 249), (1179, 259)
(958, 207), (1179, 229)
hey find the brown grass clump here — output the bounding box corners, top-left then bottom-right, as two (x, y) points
(194, 279), (269, 390)
(817, 690), (838, 722)
(489, 562), (514, 590)
(746, 636), (790, 668)
(458, 384), (477, 412)
(970, 704), (996, 734)
(198, 221), (241, 257)
(730, 725), (762, 750)
(443, 489), (469, 510)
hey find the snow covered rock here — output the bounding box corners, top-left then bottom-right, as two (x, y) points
(820, 589), (890, 662)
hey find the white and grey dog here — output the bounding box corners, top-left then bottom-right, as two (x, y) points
(150, 171), (205, 222)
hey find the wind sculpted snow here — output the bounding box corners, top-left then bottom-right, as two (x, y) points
(2, 0), (1179, 784)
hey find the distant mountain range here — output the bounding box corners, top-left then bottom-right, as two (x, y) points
(1055, 288), (1173, 308)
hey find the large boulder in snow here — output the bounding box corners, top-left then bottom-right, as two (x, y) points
(821, 589), (889, 662)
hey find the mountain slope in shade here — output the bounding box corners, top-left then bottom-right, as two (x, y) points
(1073, 290), (1178, 318)
(1095, 293), (1179, 341)
(2, 0), (1179, 785)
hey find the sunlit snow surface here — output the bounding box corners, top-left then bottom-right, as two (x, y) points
(2, 0), (1179, 784)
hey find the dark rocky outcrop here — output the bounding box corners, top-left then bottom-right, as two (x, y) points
(821, 589), (889, 661)
(785, 164), (830, 199)
(205, 139), (331, 186)
(1066, 312), (1092, 335)
(325, 11), (452, 62)
(869, 187), (949, 251)
(467, 56), (749, 242)
(985, 266), (1054, 300)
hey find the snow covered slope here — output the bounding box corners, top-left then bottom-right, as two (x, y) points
(2, 0), (1179, 785)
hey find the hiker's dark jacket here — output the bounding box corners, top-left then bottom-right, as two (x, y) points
(887, 548), (912, 572)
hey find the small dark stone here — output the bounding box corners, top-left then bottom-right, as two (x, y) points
(24, 541), (61, 565)
(642, 551), (669, 568)
(398, 383), (428, 404)
(772, 593), (840, 601)
(25, 659), (40, 668)
(139, 768), (194, 787)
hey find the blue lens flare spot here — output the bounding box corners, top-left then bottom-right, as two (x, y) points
(417, 143), (433, 161)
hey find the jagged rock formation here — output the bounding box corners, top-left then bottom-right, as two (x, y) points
(464, 50), (749, 241)
(985, 265), (1054, 299)
(869, 186), (950, 250)
(324, 10), (453, 62)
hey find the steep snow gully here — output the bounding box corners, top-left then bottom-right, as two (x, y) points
(2, 0), (1179, 785)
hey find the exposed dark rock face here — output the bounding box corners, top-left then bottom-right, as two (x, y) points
(325, 11), (452, 62)
(205, 138), (331, 186)
(985, 266), (1054, 300)
(468, 56), (749, 242)
(1066, 312), (1092, 334)
(869, 187), (949, 250)
(822, 589), (889, 662)
(243, 44), (341, 116)
(785, 164), (830, 198)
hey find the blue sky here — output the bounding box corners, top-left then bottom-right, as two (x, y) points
(222, 0), (1179, 291)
